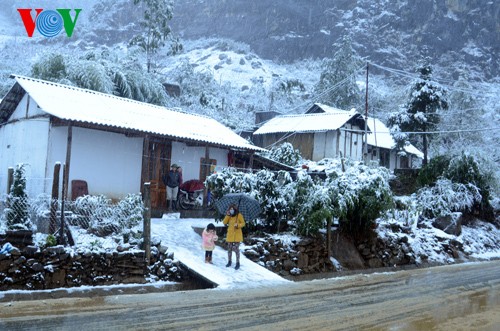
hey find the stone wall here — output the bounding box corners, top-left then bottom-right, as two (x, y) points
(0, 244), (185, 291)
(243, 235), (336, 276)
(243, 231), (421, 276)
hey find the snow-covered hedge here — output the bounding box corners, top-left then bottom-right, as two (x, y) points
(206, 160), (394, 236)
(70, 194), (144, 237)
(417, 153), (495, 221)
(416, 179), (482, 218)
(206, 169), (295, 230)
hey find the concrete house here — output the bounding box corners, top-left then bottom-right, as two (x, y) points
(253, 103), (368, 161)
(0, 75), (263, 211)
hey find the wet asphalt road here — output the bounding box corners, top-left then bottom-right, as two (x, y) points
(1, 260), (499, 331)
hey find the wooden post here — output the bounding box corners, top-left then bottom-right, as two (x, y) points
(63, 123), (73, 200)
(59, 164), (68, 245)
(49, 163), (61, 234)
(327, 217), (332, 260)
(364, 62), (369, 163)
(58, 123), (73, 245)
(249, 152), (254, 171)
(143, 182), (151, 264)
(203, 145), (210, 207)
(7, 167), (14, 194)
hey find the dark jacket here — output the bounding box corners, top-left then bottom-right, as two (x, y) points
(163, 170), (180, 188)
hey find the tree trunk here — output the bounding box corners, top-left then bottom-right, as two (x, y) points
(422, 133), (428, 166)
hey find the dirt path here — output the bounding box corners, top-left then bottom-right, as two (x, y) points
(1, 260), (499, 330)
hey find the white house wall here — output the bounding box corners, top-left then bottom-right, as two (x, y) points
(46, 126), (143, 200)
(0, 118), (51, 197)
(9, 95), (45, 121)
(170, 141), (228, 182)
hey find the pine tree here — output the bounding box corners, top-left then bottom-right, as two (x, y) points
(314, 35), (361, 110)
(130, 0), (182, 72)
(6, 164), (32, 231)
(388, 61), (448, 165)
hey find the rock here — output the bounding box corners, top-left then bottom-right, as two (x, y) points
(31, 262), (44, 272)
(282, 259), (295, 271)
(367, 258), (383, 268)
(46, 246), (66, 254)
(432, 213), (462, 236)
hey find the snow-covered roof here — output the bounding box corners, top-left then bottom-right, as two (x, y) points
(366, 117), (423, 158)
(11, 75), (263, 152)
(308, 103), (356, 114)
(253, 108), (360, 135)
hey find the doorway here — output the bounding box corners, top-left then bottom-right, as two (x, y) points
(142, 139), (172, 210)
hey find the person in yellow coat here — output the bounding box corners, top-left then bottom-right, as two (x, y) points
(223, 204), (245, 270)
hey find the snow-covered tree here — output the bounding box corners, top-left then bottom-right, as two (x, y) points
(31, 50), (169, 106)
(388, 61), (448, 165)
(130, 0), (182, 72)
(437, 73), (484, 152)
(5, 164), (32, 231)
(314, 35), (362, 110)
(264, 142), (302, 167)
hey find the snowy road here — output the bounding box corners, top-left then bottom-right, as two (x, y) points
(1, 260), (499, 330)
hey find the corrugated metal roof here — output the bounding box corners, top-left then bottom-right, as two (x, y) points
(253, 109), (359, 135)
(367, 117), (423, 158)
(12, 75), (262, 151)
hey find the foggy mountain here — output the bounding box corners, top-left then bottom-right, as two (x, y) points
(169, 0), (500, 79)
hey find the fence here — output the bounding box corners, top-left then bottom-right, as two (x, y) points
(0, 192), (146, 251)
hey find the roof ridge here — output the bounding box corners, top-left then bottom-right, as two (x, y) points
(11, 74), (216, 121)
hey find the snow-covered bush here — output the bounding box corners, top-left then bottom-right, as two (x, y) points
(205, 167), (255, 200)
(70, 194), (143, 237)
(417, 153), (495, 221)
(291, 171), (333, 236)
(264, 142), (302, 167)
(328, 162), (393, 236)
(254, 170), (295, 230)
(114, 193), (144, 230)
(206, 168), (295, 230)
(416, 179), (482, 219)
(207, 162), (394, 237)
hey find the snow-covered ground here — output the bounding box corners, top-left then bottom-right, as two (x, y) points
(152, 214), (289, 290)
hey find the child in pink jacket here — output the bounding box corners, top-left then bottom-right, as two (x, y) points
(202, 223), (218, 264)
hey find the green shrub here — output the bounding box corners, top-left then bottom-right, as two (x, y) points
(417, 153), (494, 221)
(417, 155), (451, 188)
(45, 234), (57, 247)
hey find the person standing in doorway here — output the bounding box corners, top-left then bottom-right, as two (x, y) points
(223, 204), (245, 270)
(163, 164), (180, 211)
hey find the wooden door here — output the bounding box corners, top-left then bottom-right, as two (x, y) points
(142, 139), (171, 209)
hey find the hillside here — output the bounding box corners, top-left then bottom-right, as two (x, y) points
(0, 0), (498, 172)
(170, 0), (500, 79)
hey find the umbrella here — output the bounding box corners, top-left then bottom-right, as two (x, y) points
(214, 193), (261, 221)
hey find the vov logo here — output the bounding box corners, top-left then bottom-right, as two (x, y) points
(18, 9), (82, 38)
